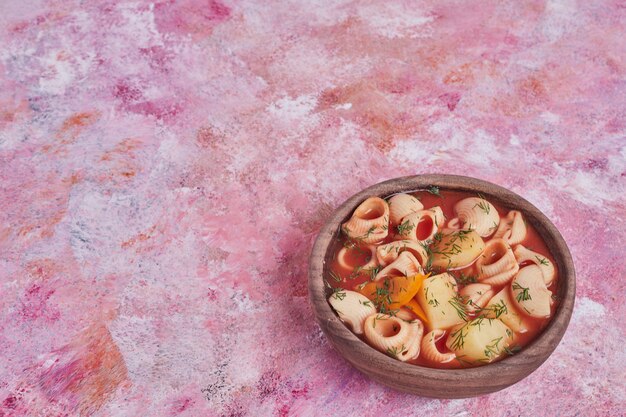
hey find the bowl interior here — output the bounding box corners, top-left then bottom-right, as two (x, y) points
(308, 174), (576, 398)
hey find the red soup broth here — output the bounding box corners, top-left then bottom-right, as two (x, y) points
(326, 189), (559, 369)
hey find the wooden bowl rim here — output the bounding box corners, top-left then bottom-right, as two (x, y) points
(308, 174), (576, 384)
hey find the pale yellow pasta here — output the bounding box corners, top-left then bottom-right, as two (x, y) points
(494, 210), (527, 245)
(399, 319), (424, 361)
(328, 290), (376, 335)
(336, 245), (378, 272)
(459, 283), (495, 314)
(395, 210), (439, 243)
(388, 193), (423, 225)
(476, 238), (519, 286)
(513, 244), (556, 286)
(421, 329), (456, 363)
(395, 307), (417, 321)
(511, 265), (552, 319)
(363, 314), (424, 361)
(428, 206), (445, 229)
(446, 318), (513, 363)
(430, 230), (485, 270)
(342, 197), (389, 243)
(483, 287), (532, 334)
(447, 197), (500, 238)
(374, 251), (423, 281)
(375, 240), (428, 267)
(416, 273), (465, 330)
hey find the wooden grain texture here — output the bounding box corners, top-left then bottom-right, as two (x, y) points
(308, 175), (576, 398)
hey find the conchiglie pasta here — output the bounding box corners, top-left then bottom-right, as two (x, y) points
(395, 210), (439, 243)
(374, 251), (423, 281)
(421, 329), (456, 363)
(388, 193), (423, 225)
(494, 210), (527, 245)
(483, 287), (532, 334)
(363, 314), (424, 362)
(429, 206), (445, 229)
(459, 283), (495, 314)
(328, 290), (376, 334)
(448, 197), (500, 238)
(342, 197), (389, 244)
(513, 244), (556, 286)
(376, 240), (428, 267)
(476, 238), (519, 286)
(511, 265), (552, 319)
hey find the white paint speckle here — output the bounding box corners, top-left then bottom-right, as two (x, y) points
(358, 3), (434, 38)
(268, 94), (317, 120)
(573, 297), (606, 320)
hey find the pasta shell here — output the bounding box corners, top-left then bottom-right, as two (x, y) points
(476, 239), (519, 286)
(374, 251), (423, 281)
(364, 314), (409, 352)
(395, 307), (417, 321)
(429, 206), (446, 229)
(421, 329), (456, 363)
(483, 287), (532, 334)
(328, 290), (376, 334)
(342, 197), (389, 244)
(395, 210), (439, 243)
(399, 319), (424, 362)
(513, 244), (556, 286)
(494, 210), (527, 246)
(336, 245), (378, 272)
(511, 265), (552, 319)
(448, 197), (500, 238)
(388, 193), (423, 225)
(459, 283), (495, 314)
(375, 240), (429, 267)
(363, 314), (423, 362)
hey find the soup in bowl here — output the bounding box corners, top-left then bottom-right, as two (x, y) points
(308, 175), (575, 398)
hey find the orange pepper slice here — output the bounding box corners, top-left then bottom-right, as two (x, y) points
(358, 273), (428, 310)
(404, 298), (429, 325)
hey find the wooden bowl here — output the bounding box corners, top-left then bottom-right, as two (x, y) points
(308, 174), (576, 398)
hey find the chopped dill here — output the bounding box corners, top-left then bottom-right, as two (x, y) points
(448, 295), (468, 321)
(512, 282), (532, 302)
(535, 255), (549, 266)
(449, 325), (468, 350)
(359, 299), (373, 307)
(504, 345), (522, 356)
(386, 345), (407, 359)
(456, 272), (478, 285)
(427, 185), (442, 197)
(483, 336), (503, 359)
(331, 287), (346, 300)
(455, 355), (474, 366)
(490, 300), (508, 319)
(396, 219), (415, 236)
(475, 193), (491, 214)
(329, 270), (342, 283)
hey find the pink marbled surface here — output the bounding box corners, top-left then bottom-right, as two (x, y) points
(0, 0), (624, 416)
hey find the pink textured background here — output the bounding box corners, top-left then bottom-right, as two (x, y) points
(0, 1), (625, 416)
